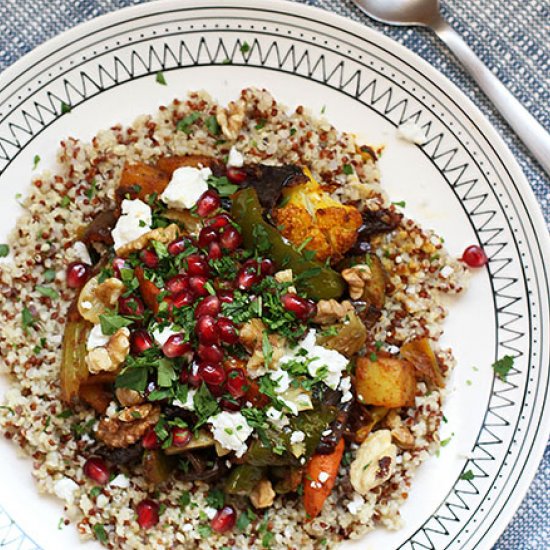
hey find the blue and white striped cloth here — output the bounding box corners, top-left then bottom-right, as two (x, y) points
(0, 0), (548, 548)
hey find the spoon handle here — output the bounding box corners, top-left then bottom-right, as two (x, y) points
(432, 19), (550, 176)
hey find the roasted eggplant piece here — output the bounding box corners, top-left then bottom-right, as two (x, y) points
(80, 210), (116, 247)
(316, 311), (367, 358)
(143, 449), (176, 485)
(349, 208), (403, 255)
(400, 338), (445, 388)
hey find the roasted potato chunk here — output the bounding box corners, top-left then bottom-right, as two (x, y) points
(400, 338), (445, 388)
(355, 356), (416, 408)
(272, 170), (362, 262)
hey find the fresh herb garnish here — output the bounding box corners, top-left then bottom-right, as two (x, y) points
(60, 101), (71, 114)
(32, 155), (40, 169)
(205, 488), (225, 510)
(342, 164), (354, 175)
(93, 523), (108, 545)
(89, 486), (102, 498)
(99, 312), (133, 335)
(155, 71), (167, 85)
(207, 175), (239, 197)
(21, 306), (38, 332)
(255, 119), (267, 130)
(240, 41), (251, 53)
(392, 200), (406, 207)
(205, 115), (221, 135)
(60, 195), (71, 208)
(35, 285), (59, 300)
(177, 112), (201, 134)
(460, 470), (474, 481)
(492, 355), (514, 381)
(85, 179), (97, 200)
(0, 244), (9, 257)
(197, 524), (212, 537)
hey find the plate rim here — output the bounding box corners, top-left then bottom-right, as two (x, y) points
(0, 1), (548, 548)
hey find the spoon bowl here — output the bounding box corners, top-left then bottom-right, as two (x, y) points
(352, 0), (442, 26)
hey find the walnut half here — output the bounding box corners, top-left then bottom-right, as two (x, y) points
(216, 100), (245, 141)
(78, 276), (125, 324)
(86, 327), (130, 374)
(341, 264), (372, 300)
(96, 404), (160, 448)
(313, 299), (354, 325)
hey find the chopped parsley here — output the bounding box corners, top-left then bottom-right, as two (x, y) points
(255, 119), (267, 130)
(155, 71), (167, 85)
(89, 486), (102, 498)
(93, 523), (108, 545)
(99, 312), (134, 335)
(60, 101), (71, 114)
(392, 200), (406, 207)
(85, 179), (97, 200)
(35, 285), (59, 300)
(492, 355), (514, 381)
(177, 112), (201, 134)
(179, 491), (191, 509)
(205, 115), (221, 135)
(221, 58), (232, 65)
(197, 524), (212, 538)
(342, 164), (354, 175)
(205, 488), (225, 509)
(240, 41), (251, 53)
(0, 244), (9, 257)
(21, 306), (38, 332)
(207, 174), (239, 197)
(32, 155), (40, 169)
(460, 470), (474, 481)
(193, 383), (220, 427)
(60, 195), (71, 208)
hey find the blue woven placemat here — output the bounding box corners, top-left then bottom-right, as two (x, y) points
(0, 0), (548, 548)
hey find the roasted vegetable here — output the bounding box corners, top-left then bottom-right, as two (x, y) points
(164, 430), (215, 455)
(355, 356), (416, 408)
(316, 401), (352, 454)
(241, 163), (307, 209)
(156, 154), (222, 177)
(116, 161), (170, 204)
(135, 266), (160, 313)
(163, 209), (202, 236)
(80, 209), (116, 246)
(316, 311), (367, 358)
(303, 438), (345, 519)
(242, 439), (297, 467)
(339, 253), (387, 308)
(231, 188), (345, 300)
(224, 464), (265, 495)
(143, 450), (175, 485)
(60, 302), (91, 404)
(348, 208), (403, 254)
(79, 384), (112, 414)
(272, 169), (363, 262)
(272, 466), (304, 494)
(400, 338), (445, 388)
(354, 406), (389, 443)
(289, 406), (338, 458)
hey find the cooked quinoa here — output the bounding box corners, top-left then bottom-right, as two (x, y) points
(0, 88), (466, 549)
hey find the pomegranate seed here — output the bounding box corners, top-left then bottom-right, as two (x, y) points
(198, 343), (224, 364)
(226, 167), (247, 184)
(166, 274), (189, 294)
(66, 262), (91, 289)
(172, 290), (194, 308)
(196, 190), (221, 217)
(208, 241), (223, 260)
(281, 293), (317, 320)
(198, 362), (226, 385)
(118, 295), (144, 316)
(198, 226), (219, 248)
(142, 428), (160, 449)
(194, 295), (221, 319)
(220, 397), (244, 411)
(172, 427), (192, 448)
(462, 245), (488, 268)
(168, 237), (192, 256)
(219, 226), (242, 251)
(236, 267), (259, 290)
(206, 213), (232, 230)
(218, 318), (238, 344)
(140, 249), (159, 269)
(130, 329), (154, 355)
(162, 333), (191, 358)
(195, 315), (219, 344)
(83, 457), (110, 485)
(211, 505), (237, 533)
(260, 258), (275, 276)
(226, 369), (248, 398)
(186, 254), (210, 277)
(136, 499), (160, 529)
(112, 257), (129, 278)
(218, 290), (234, 304)
(189, 276), (209, 297)
(188, 364), (202, 387)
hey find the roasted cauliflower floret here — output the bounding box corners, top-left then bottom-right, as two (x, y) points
(272, 169), (362, 262)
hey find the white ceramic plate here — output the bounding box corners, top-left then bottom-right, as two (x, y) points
(0, 1), (548, 549)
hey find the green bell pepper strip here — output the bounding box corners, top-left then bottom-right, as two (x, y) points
(231, 188), (345, 301)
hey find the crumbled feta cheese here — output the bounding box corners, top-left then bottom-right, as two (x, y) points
(300, 330), (349, 390)
(173, 389), (196, 411)
(322, 429), (332, 436)
(339, 376), (353, 403)
(54, 477), (79, 504)
(111, 199), (152, 251)
(269, 369), (291, 393)
(387, 345), (400, 355)
(72, 241), (91, 264)
(396, 120), (426, 144)
(279, 389), (313, 415)
(227, 146), (244, 168)
(160, 166), (212, 210)
(266, 407), (290, 429)
(318, 471), (330, 483)
(204, 506), (218, 520)
(80, 300), (93, 311)
(105, 401), (118, 418)
(152, 324), (179, 347)
(440, 265), (454, 278)
(86, 324), (109, 351)
(290, 430), (305, 444)
(346, 493), (365, 515)
(208, 411), (253, 457)
(109, 474), (130, 488)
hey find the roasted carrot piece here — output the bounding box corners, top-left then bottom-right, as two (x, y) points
(303, 438), (345, 519)
(135, 266), (160, 313)
(116, 161), (170, 204)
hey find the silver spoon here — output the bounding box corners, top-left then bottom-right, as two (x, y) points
(351, 0), (550, 176)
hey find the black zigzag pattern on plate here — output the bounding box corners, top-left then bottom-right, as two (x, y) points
(0, 24), (529, 550)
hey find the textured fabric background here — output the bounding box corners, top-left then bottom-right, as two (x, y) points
(0, 0), (548, 548)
